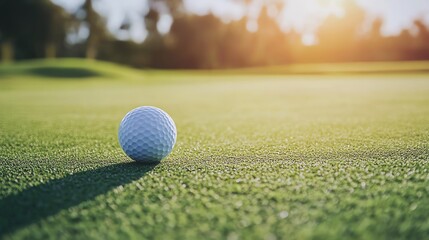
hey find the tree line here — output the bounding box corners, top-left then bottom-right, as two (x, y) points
(1, 0), (428, 68)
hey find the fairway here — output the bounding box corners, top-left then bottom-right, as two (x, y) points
(1, 62), (429, 239)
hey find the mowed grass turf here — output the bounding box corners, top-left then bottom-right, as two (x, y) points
(0, 60), (429, 239)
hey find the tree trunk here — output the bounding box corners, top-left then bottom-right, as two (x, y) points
(86, 37), (97, 60)
(45, 42), (56, 59)
(1, 39), (14, 63)
(85, 0), (98, 59)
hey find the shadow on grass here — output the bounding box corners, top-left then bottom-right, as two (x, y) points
(29, 67), (101, 78)
(0, 162), (157, 236)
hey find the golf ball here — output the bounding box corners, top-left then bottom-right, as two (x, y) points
(118, 106), (177, 162)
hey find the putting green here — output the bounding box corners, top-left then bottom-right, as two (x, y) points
(1, 61), (429, 239)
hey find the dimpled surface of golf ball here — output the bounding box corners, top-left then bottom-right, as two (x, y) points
(118, 106), (177, 162)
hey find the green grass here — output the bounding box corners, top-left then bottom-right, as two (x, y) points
(0, 60), (429, 239)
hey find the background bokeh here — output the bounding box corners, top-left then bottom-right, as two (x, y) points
(1, 0), (429, 68)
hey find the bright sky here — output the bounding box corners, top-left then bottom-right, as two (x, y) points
(53, 0), (429, 44)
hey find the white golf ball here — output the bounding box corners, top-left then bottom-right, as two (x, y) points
(118, 106), (177, 162)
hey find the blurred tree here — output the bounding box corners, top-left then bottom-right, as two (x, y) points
(218, 19), (252, 67)
(360, 18), (384, 61)
(0, 35), (14, 63)
(362, 18), (428, 61)
(84, 0), (102, 59)
(413, 20), (429, 60)
(0, 0), (26, 62)
(163, 14), (224, 68)
(2, 0), (429, 67)
(141, 8), (161, 67)
(36, 1), (70, 58)
(252, 5), (291, 65)
(0, 0), (69, 61)
(314, 0), (366, 62)
(140, 0), (183, 67)
(160, 0), (184, 17)
(144, 8), (162, 48)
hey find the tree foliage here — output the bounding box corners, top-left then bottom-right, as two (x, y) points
(0, 0), (70, 60)
(1, 0), (428, 67)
